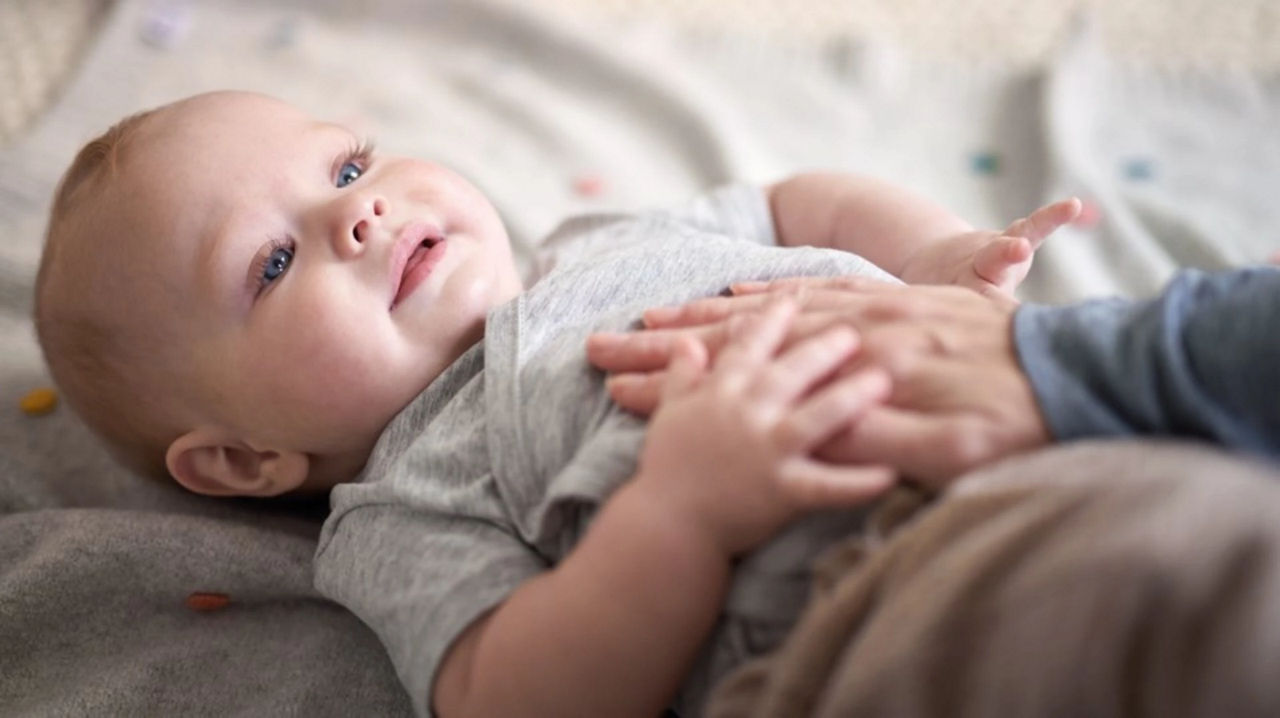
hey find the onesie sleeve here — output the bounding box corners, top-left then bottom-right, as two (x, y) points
(653, 182), (778, 247)
(314, 503), (546, 718)
(528, 183), (776, 281)
(1013, 266), (1280, 459)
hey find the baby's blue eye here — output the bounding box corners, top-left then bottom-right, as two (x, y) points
(336, 161), (363, 188)
(262, 246), (293, 283)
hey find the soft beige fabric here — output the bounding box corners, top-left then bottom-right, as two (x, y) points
(707, 441), (1280, 717)
(544, 0), (1280, 69)
(0, 0), (111, 145)
(5, 0), (1279, 145)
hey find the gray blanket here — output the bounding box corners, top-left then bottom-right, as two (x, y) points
(0, 407), (409, 713)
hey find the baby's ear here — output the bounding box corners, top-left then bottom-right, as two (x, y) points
(166, 427), (309, 497)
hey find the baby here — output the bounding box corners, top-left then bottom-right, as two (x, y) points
(35, 91), (1078, 717)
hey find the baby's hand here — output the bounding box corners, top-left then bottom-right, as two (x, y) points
(899, 198), (1082, 298)
(631, 299), (895, 557)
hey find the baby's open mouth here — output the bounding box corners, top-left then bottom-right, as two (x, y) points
(407, 234), (438, 261)
(392, 228), (448, 308)
(403, 233), (443, 277)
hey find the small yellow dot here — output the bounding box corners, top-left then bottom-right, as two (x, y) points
(20, 387), (58, 416)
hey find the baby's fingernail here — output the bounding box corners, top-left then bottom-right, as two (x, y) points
(731, 281), (768, 294)
(643, 307), (680, 325)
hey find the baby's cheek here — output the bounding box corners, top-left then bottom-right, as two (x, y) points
(290, 327), (392, 408)
(246, 323), (392, 438)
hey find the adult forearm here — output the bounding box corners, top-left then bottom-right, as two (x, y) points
(1014, 267), (1280, 458)
(449, 480), (730, 717)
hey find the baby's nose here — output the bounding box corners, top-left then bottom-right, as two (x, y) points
(336, 197), (387, 256)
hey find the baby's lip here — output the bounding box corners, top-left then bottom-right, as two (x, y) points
(389, 222), (443, 309)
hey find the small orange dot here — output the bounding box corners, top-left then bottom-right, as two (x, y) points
(20, 387), (58, 416)
(185, 592), (231, 612)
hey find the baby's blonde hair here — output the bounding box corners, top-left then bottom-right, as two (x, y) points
(34, 107), (181, 480)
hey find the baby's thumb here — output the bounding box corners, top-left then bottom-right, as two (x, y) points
(973, 237), (1029, 286)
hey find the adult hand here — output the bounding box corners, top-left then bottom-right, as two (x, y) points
(631, 298), (896, 555)
(588, 277), (1052, 485)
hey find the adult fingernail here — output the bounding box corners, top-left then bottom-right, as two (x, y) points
(588, 333), (623, 350)
(731, 281), (768, 294)
(643, 307), (680, 325)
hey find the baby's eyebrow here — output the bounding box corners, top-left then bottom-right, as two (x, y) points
(197, 208), (253, 317)
(315, 121), (360, 143)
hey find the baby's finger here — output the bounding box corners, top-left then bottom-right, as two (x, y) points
(972, 236), (1031, 286)
(1003, 197), (1082, 247)
(606, 371), (665, 416)
(776, 459), (897, 509)
(661, 337), (707, 401)
(774, 368), (891, 453)
(752, 325), (860, 404)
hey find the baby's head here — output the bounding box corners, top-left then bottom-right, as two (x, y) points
(35, 91), (522, 497)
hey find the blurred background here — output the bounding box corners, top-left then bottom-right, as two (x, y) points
(0, 0), (1277, 386)
(4, 0), (1280, 147)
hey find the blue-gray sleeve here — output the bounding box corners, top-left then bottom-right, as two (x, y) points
(1013, 267), (1280, 459)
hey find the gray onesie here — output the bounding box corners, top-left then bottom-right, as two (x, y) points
(314, 185), (897, 716)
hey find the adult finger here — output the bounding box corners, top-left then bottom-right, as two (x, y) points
(819, 406), (992, 484)
(731, 275), (906, 296)
(592, 309), (860, 375)
(606, 371), (665, 415)
(660, 337), (707, 402)
(586, 325), (721, 372)
(643, 293), (771, 328)
(776, 459), (897, 509)
(645, 285), (903, 329)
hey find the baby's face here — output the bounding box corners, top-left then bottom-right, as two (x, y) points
(109, 92), (522, 489)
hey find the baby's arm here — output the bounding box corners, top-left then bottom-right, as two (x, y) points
(433, 301), (892, 717)
(770, 173), (1079, 296)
